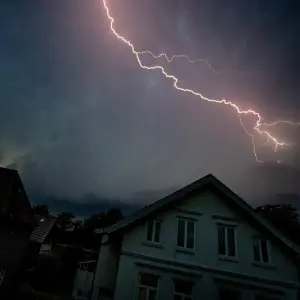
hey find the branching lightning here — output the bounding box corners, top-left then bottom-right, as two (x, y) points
(139, 51), (221, 74)
(101, 0), (300, 163)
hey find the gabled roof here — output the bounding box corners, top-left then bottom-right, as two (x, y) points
(30, 215), (57, 243)
(99, 174), (300, 255)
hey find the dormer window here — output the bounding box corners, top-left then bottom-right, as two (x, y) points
(146, 220), (162, 243)
(253, 238), (271, 264)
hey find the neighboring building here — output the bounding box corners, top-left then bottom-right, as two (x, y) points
(73, 260), (97, 300)
(0, 167), (35, 294)
(29, 215), (57, 256)
(90, 174), (300, 300)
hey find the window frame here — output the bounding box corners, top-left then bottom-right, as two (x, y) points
(173, 278), (194, 300)
(137, 272), (159, 300)
(146, 220), (162, 244)
(253, 238), (272, 265)
(218, 286), (242, 300)
(217, 224), (237, 259)
(254, 293), (280, 300)
(176, 218), (196, 250)
(0, 268), (6, 287)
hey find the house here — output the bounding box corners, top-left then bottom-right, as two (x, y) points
(29, 215), (57, 256)
(0, 167), (35, 294)
(89, 174), (300, 300)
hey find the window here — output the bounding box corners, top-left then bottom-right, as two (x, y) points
(147, 220), (162, 243)
(218, 225), (236, 257)
(218, 287), (241, 300)
(253, 239), (271, 264)
(138, 273), (159, 300)
(177, 219), (195, 249)
(0, 268), (6, 287)
(173, 279), (194, 300)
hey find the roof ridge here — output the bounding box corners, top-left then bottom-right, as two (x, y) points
(97, 174), (300, 255)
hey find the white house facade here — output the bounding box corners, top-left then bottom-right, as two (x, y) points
(89, 174), (300, 300)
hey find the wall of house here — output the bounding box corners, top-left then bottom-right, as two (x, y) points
(91, 235), (120, 300)
(40, 241), (52, 253)
(0, 225), (30, 287)
(73, 269), (94, 300)
(114, 253), (298, 300)
(116, 190), (299, 298)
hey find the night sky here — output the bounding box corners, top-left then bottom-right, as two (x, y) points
(1, 0), (300, 207)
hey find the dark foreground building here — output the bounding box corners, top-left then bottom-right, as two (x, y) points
(0, 167), (35, 296)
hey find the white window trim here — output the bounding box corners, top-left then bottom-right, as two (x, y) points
(177, 218), (196, 250)
(146, 220), (162, 244)
(218, 225), (238, 259)
(0, 268), (6, 287)
(254, 239), (272, 264)
(137, 273), (159, 300)
(174, 292), (194, 300)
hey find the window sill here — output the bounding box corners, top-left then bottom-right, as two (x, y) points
(252, 262), (276, 270)
(176, 247), (195, 255)
(142, 241), (164, 249)
(218, 255), (238, 263)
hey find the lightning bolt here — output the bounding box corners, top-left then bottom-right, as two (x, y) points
(139, 51), (221, 75)
(101, 0), (300, 163)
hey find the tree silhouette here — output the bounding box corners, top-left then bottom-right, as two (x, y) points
(32, 204), (50, 217)
(56, 212), (75, 231)
(255, 204), (300, 245)
(83, 208), (123, 230)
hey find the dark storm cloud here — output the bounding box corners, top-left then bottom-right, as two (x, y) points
(0, 0), (299, 204)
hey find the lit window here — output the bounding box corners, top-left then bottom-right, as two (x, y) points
(147, 220), (162, 243)
(177, 219), (195, 249)
(138, 273), (159, 300)
(218, 225), (236, 257)
(173, 279), (194, 300)
(253, 239), (271, 264)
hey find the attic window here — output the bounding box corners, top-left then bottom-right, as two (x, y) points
(177, 218), (195, 250)
(218, 225), (236, 257)
(146, 220), (162, 243)
(253, 238), (271, 264)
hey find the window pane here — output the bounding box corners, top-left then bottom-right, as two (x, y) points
(218, 288), (240, 300)
(227, 228), (236, 257)
(147, 220), (154, 241)
(218, 226), (226, 255)
(174, 279), (194, 295)
(154, 221), (161, 243)
(261, 241), (269, 263)
(253, 239), (260, 262)
(140, 273), (159, 288)
(138, 287), (147, 300)
(177, 220), (185, 247)
(149, 289), (157, 300)
(186, 221), (195, 249)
